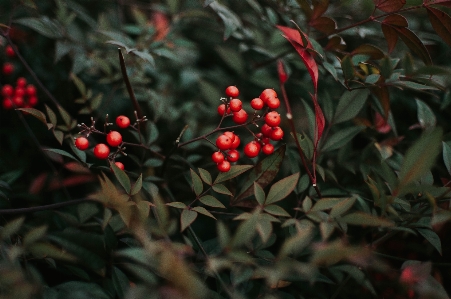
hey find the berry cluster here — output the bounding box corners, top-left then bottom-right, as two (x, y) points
(74, 115), (131, 170)
(2, 77), (38, 110)
(2, 45), (15, 76)
(212, 86), (284, 172)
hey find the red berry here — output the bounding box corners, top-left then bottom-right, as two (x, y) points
(225, 86), (239, 98)
(262, 143), (275, 155)
(2, 63), (14, 75)
(114, 161), (125, 170)
(230, 135), (240, 149)
(75, 137), (89, 150)
(106, 131), (123, 147)
(2, 85), (13, 97)
(226, 149), (240, 162)
(223, 131), (236, 143)
(5, 45), (15, 57)
(217, 160), (231, 172)
(216, 134), (232, 150)
(15, 87), (25, 97)
(229, 98), (242, 112)
(265, 111), (281, 127)
(2, 98), (13, 110)
(250, 98), (264, 110)
(261, 124), (273, 137)
(260, 89), (277, 103)
(28, 96), (38, 107)
(212, 151), (225, 163)
(12, 96), (24, 107)
(244, 141), (261, 158)
(267, 97), (280, 109)
(94, 143), (110, 159)
(16, 77), (27, 88)
(232, 109), (248, 124)
(270, 126), (284, 141)
(217, 104), (226, 116)
(116, 115), (130, 128)
(261, 137), (270, 145)
(26, 84), (36, 96)
(254, 133), (263, 140)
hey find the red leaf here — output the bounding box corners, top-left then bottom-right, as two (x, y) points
(309, 16), (337, 34)
(312, 94), (325, 147)
(276, 25), (318, 92)
(427, 7), (451, 48)
(394, 27), (432, 65)
(375, 0), (406, 12)
(277, 60), (288, 84)
(424, 0), (451, 7)
(381, 24), (399, 53)
(311, 0), (330, 20)
(382, 14), (408, 27)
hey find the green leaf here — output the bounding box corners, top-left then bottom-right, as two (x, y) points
(45, 104), (57, 127)
(263, 204), (290, 217)
(166, 202), (187, 209)
(341, 212), (394, 227)
(212, 184), (232, 196)
(254, 183), (266, 205)
(302, 196), (312, 212)
(111, 162), (131, 193)
(209, 1), (242, 40)
(23, 226), (47, 246)
(416, 228), (442, 255)
(57, 105), (73, 128)
(14, 17), (63, 38)
(265, 173), (300, 205)
(398, 128), (442, 192)
(234, 145), (285, 202)
(320, 222), (335, 240)
(190, 169), (203, 196)
(43, 148), (78, 161)
(130, 174), (142, 196)
(311, 198), (343, 211)
(180, 209), (198, 231)
(323, 61), (338, 81)
(442, 142), (451, 175)
(321, 126), (365, 152)
(365, 74), (381, 84)
(131, 49), (155, 67)
(330, 197), (356, 218)
(199, 195), (226, 209)
(112, 267), (129, 298)
(1, 217), (24, 240)
(71, 73), (86, 97)
(231, 210), (259, 248)
(416, 99), (436, 129)
(16, 108), (48, 126)
(341, 55), (355, 81)
(217, 221), (231, 249)
(333, 89), (370, 124)
(392, 81), (438, 90)
(192, 207), (216, 219)
(214, 165), (253, 184)
(53, 130), (64, 145)
(198, 168), (212, 185)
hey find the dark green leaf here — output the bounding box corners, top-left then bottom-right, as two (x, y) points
(311, 198), (342, 211)
(1, 217), (24, 240)
(214, 165), (253, 184)
(212, 184), (232, 196)
(130, 174), (142, 196)
(181, 209), (198, 231)
(209, 2), (242, 40)
(191, 169), (203, 196)
(265, 173), (300, 205)
(198, 168), (212, 185)
(330, 197), (356, 218)
(341, 212), (394, 226)
(112, 267), (129, 298)
(111, 162), (131, 193)
(442, 142), (451, 175)
(192, 206), (216, 219)
(391, 81), (439, 90)
(321, 126), (365, 152)
(14, 17), (63, 38)
(17, 108), (48, 126)
(333, 89), (370, 124)
(166, 202), (187, 209)
(417, 228), (442, 255)
(263, 204), (290, 217)
(43, 148), (78, 161)
(199, 195), (226, 208)
(341, 55), (355, 81)
(254, 182), (266, 205)
(416, 99), (436, 129)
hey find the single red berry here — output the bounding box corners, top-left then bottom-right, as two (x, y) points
(217, 160), (231, 172)
(5, 45), (15, 57)
(12, 96), (24, 107)
(229, 98), (242, 112)
(94, 143), (110, 159)
(15, 87), (25, 98)
(114, 161), (125, 170)
(2, 85), (13, 97)
(2, 63), (14, 75)
(217, 104), (226, 116)
(212, 151), (225, 163)
(262, 143), (275, 155)
(232, 109), (248, 124)
(106, 131), (123, 147)
(16, 77), (27, 88)
(261, 124), (273, 137)
(230, 135), (240, 149)
(244, 141), (261, 158)
(2, 98), (13, 110)
(265, 111), (281, 127)
(225, 86), (239, 98)
(223, 131), (236, 143)
(26, 84), (36, 96)
(28, 96), (38, 107)
(116, 115), (130, 128)
(250, 98), (264, 110)
(260, 89), (277, 103)
(226, 149), (240, 162)
(270, 126), (284, 141)
(75, 137), (89, 150)
(267, 97), (280, 109)
(216, 134), (232, 150)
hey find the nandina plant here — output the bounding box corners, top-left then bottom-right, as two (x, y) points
(1, 1), (451, 298)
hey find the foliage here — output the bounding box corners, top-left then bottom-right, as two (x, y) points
(1, 0), (451, 298)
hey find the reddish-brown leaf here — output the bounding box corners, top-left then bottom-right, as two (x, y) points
(277, 25), (319, 92)
(312, 0), (330, 19)
(277, 60), (288, 84)
(371, 86), (390, 118)
(375, 0), (406, 12)
(351, 44), (385, 59)
(382, 14), (408, 27)
(424, 0), (451, 7)
(325, 36), (346, 52)
(381, 24), (399, 53)
(310, 17), (336, 34)
(312, 94), (325, 147)
(395, 27), (432, 65)
(427, 7), (451, 47)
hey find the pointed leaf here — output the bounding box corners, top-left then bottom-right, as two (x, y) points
(254, 182), (266, 205)
(341, 212), (394, 226)
(416, 228), (442, 255)
(192, 207), (216, 220)
(442, 142), (451, 175)
(278, 59), (288, 84)
(214, 165), (253, 184)
(16, 108), (48, 125)
(265, 173), (300, 205)
(330, 197), (356, 218)
(375, 0), (406, 12)
(130, 174), (142, 196)
(395, 27), (432, 65)
(166, 202), (187, 209)
(190, 169), (203, 196)
(311, 198), (343, 211)
(180, 209), (198, 232)
(427, 7), (451, 48)
(382, 24), (399, 53)
(212, 184), (232, 196)
(43, 148), (78, 161)
(333, 89), (370, 124)
(45, 104), (57, 127)
(341, 55), (355, 81)
(321, 126), (365, 152)
(1, 217), (25, 240)
(199, 195), (226, 209)
(416, 99), (436, 129)
(264, 204), (290, 217)
(198, 168), (212, 185)
(111, 162), (131, 193)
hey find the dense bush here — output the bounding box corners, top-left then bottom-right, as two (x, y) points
(1, 0), (451, 298)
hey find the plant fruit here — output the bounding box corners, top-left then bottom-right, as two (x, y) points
(244, 141), (261, 158)
(265, 111), (281, 127)
(116, 115), (130, 128)
(106, 131), (123, 147)
(212, 151), (225, 163)
(217, 160), (231, 172)
(94, 143), (110, 159)
(75, 137), (89, 150)
(229, 98), (242, 112)
(232, 109), (248, 124)
(216, 134), (232, 150)
(225, 86), (239, 97)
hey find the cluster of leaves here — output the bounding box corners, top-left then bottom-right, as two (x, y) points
(1, 0), (451, 298)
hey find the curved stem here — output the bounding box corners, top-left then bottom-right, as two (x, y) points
(0, 199), (90, 215)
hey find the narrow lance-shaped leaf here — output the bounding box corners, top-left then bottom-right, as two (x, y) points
(111, 162), (131, 193)
(214, 165), (253, 184)
(16, 108), (48, 126)
(395, 27), (432, 65)
(426, 7), (451, 48)
(277, 59), (288, 84)
(312, 93), (325, 148)
(192, 207), (216, 220)
(130, 174), (142, 196)
(333, 89), (370, 124)
(265, 173), (300, 205)
(374, 0), (406, 13)
(180, 209), (197, 232)
(190, 169), (203, 196)
(199, 195), (226, 209)
(254, 182), (265, 205)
